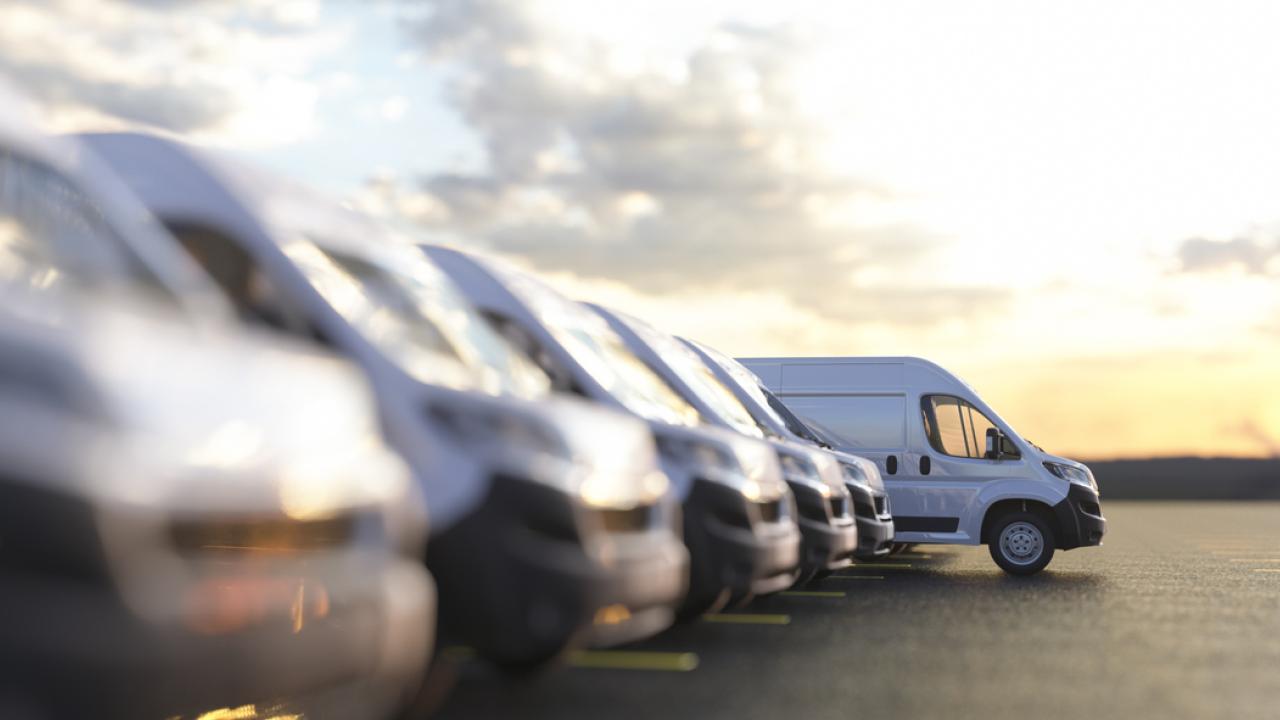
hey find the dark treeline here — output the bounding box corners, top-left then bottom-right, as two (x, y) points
(1085, 457), (1280, 500)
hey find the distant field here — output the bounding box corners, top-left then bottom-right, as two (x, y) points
(1086, 457), (1280, 499)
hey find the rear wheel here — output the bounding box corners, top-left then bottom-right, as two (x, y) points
(988, 512), (1055, 575)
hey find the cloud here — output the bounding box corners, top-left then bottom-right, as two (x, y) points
(1177, 233), (1280, 275)
(392, 0), (1004, 324)
(0, 0), (337, 146)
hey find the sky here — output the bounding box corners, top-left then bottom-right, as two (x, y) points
(4, 0), (1280, 459)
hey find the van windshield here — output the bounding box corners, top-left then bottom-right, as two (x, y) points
(497, 269), (701, 426)
(695, 343), (824, 443)
(615, 313), (766, 438)
(285, 239), (551, 398)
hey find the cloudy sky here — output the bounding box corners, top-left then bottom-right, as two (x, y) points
(6, 0), (1280, 458)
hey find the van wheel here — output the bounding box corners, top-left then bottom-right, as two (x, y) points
(988, 512), (1055, 575)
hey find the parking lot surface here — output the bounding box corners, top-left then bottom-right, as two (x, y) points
(428, 502), (1280, 720)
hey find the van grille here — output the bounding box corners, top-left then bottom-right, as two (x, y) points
(828, 497), (849, 518)
(171, 514), (357, 554)
(600, 506), (654, 533)
(874, 495), (888, 516)
(854, 500), (876, 519)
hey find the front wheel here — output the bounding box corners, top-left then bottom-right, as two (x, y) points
(988, 512), (1055, 575)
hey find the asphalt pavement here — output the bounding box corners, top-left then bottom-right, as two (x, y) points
(426, 502), (1280, 720)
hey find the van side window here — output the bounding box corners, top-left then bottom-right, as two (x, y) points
(165, 224), (294, 332)
(922, 395), (1012, 459)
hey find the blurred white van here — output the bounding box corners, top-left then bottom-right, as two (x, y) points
(0, 88), (432, 718)
(740, 356), (1106, 575)
(83, 132), (688, 667)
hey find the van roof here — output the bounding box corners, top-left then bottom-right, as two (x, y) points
(78, 132), (408, 263)
(738, 356), (952, 375)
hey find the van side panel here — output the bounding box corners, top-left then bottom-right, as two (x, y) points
(778, 362), (904, 392)
(750, 362), (782, 389)
(780, 395), (906, 451)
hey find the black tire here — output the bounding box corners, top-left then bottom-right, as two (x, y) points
(675, 585), (730, 623)
(988, 511), (1055, 575)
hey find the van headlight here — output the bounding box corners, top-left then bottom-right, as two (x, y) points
(1044, 461), (1097, 491)
(840, 462), (870, 489)
(779, 453), (831, 498)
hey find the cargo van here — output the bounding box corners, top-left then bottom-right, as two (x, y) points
(587, 304), (857, 583)
(84, 132), (689, 667)
(424, 245), (816, 610)
(740, 357), (1106, 575)
(0, 99), (432, 717)
(682, 340), (895, 559)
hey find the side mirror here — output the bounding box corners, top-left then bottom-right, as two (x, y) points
(985, 428), (1004, 460)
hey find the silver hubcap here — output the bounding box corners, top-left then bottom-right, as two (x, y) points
(999, 522), (1043, 565)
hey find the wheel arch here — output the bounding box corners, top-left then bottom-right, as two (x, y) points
(980, 498), (1061, 546)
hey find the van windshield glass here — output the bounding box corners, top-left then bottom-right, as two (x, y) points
(618, 314), (765, 438)
(285, 239), (550, 397)
(696, 343), (824, 443)
(498, 268), (701, 426)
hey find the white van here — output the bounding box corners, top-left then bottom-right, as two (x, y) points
(424, 245), (815, 610)
(586, 304), (857, 583)
(83, 132), (689, 667)
(740, 356), (1106, 575)
(681, 340), (895, 560)
(0, 96), (432, 717)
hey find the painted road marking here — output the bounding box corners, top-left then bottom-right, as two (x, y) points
(826, 574), (885, 580)
(779, 590), (847, 598)
(850, 562), (913, 569)
(1229, 558), (1280, 562)
(567, 650), (699, 672)
(1252, 568), (1280, 574)
(440, 646), (476, 662)
(702, 613), (791, 625)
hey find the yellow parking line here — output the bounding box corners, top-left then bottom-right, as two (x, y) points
(440, 645), (476, 661)
(850, 562), (913, 569)
(1229, 558), (1280, 562)
(567, 650), (699, 672)
(779, 590), (846, 598)
(702, 613), (791, 625)
(1253, 569), (1280, 574)
(826, 575), (885, 580)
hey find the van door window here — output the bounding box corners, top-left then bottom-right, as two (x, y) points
(922, 395), (1012, 459)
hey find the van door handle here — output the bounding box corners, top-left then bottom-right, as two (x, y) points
(920, 456), (932, 475)
(886, 455), (898, 475)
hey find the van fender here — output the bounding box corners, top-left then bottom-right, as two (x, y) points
(963, 479), (1069, 544)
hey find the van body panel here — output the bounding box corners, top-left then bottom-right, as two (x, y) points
(741, 356), (1091, 549)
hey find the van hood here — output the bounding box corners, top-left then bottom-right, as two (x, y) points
(1040, 451), (1091, 473)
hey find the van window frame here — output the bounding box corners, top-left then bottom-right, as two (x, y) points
(920, 393), (1020, 461)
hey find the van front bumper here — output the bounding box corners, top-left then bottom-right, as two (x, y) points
(583, 525), (688, 647)
(1052, 484), (1107, 550)
(682, 480), (802, 612)
(848, 483), (895, 559)
(430, 475), (684, 666)
(1, 559), (433, 720)
(789, 482), (858, 572)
